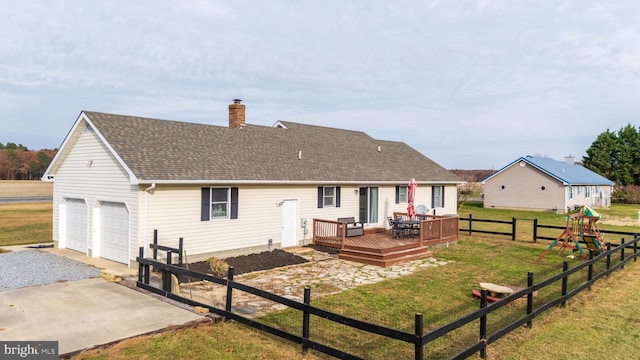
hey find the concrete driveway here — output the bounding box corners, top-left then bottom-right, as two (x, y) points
(0, 248), (205, 356)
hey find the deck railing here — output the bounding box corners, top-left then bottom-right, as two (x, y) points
(393, 212), (459, 247)
(312, 214), (459, 250)
(312, 219), (346, 249)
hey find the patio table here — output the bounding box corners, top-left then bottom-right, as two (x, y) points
(393, 219), (420, 239)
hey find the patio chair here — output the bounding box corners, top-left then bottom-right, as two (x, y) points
(387, 216), (395, 237)
(392, 216), (408, 239)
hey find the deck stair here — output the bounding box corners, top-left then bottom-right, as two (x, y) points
(338, 241), (432, 267)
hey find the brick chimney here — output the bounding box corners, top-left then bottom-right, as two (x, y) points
(229, 99), (245, 128)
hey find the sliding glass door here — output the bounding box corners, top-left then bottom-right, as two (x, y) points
(358, 187), (379, 224)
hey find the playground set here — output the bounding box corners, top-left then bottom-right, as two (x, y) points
(473, 206), (607, 304)
(535, 206), (607, 263)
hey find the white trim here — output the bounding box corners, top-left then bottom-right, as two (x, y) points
(42, 112), (140, 185)
(272, 120), (288, 129)
(136, 180), (463, 185)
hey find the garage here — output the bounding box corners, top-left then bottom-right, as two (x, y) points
(64, 198), (88, 253)
(100, 202), (130, 264)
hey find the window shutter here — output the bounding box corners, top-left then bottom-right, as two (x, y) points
(201, 187), (210, 221)
(230, 187), (238, 219)
(431, 187), (435, 209)
(395, 186), (400, 204)
(336, 186), (341, 208)
(317, 187), (323, 208)
(441, 186), (445, 208)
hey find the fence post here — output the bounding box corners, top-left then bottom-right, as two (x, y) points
(415, 313), (424, 360)
(511, 217), (516, 241)
(479, 290), (488, 359)
(561, 262), (568, 307)
(178, 237), (184, 265)
(621, 238), (626, 269)
(532, 219), (538, 243)
(606, 243), (611, 272)
(468, 214), (472, 236)
(162, 252), (172, 293)
(527, 272), (533, 328)
(153, 229), (158, 261)
(302, 287), (311, 354)
(138, 247), (144, 284)
(225, 266), (235, 317)
(152, 229), (159, 272)
(587, 251), (594, 289)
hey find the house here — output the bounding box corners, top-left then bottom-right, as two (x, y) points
(42, 100), (462, 266)
(482, 155), (614, 212)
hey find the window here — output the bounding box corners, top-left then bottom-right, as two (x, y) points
(201, 187), (238, 221)
(395, 185), (408, 203)
(211, 188), (229, 218)
(324, 186), (335, 207)
(569, 186), (573, 199)
(585, 186), (591, 197)
(432, 186), (445, 208)
(317, 186), (341, 208)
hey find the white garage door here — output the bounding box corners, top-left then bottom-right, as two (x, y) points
(100, 202), (129, 264)
(65, 199), (88, 253)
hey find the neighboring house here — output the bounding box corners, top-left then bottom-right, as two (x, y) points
(43, 100), (462, 265)
(482, 155), (614, 212)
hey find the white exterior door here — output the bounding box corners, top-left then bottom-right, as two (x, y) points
(100, 202), (129, 264)
(65, 199), (88, 253)
(281, 200), (298, 248)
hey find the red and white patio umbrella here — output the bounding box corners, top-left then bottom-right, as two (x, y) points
(407, 178), (417, 219)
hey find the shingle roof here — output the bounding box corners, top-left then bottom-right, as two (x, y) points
(83, 111), (461, 184)
(484, 155), (613, 185)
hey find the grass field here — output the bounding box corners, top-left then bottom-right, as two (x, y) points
(69, 205), (640, 360)
(0, 180), (53, 197)
(0, 202), (52, 246)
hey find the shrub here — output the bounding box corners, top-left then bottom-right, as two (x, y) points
(208, 257), (229, 276)
(612, 185), (640, 204)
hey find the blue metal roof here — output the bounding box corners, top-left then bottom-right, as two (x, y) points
(484, 156), (614, 185)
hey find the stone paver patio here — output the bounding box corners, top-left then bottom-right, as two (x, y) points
(175, 248), (453, 317)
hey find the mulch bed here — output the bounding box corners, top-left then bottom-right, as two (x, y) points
(177, 249), (309, 282)
(174, 245), (342, 283)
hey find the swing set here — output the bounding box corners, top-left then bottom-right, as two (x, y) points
(535, 206), (606, 263)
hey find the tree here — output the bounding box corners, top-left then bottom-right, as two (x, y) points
(583, 124), (640, 186)
(0, 145), (56, 180)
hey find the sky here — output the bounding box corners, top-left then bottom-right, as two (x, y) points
(1, 1), (639, 170)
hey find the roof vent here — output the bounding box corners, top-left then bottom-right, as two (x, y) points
(377, 146), (381, 152)
(298, 150), (302, 160)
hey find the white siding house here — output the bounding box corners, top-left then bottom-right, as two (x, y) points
(44, 101), (462, 265)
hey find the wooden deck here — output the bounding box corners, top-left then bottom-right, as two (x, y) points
(312, 215), (459, 267)
(337, 231), (432, 267)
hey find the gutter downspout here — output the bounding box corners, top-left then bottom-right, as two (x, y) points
(143, 183), (156, 257)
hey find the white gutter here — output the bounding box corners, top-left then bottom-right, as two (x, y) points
(143, 183), (156, 257)
(136, 180), (464, 185)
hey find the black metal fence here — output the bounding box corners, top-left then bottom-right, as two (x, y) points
(532, 219), (639, 243)
(460, 215), (639, 245)
(459, 214), (517, 240)
(137, 234), (639, 359)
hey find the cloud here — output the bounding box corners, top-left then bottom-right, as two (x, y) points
(0, 0), (639, 168)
